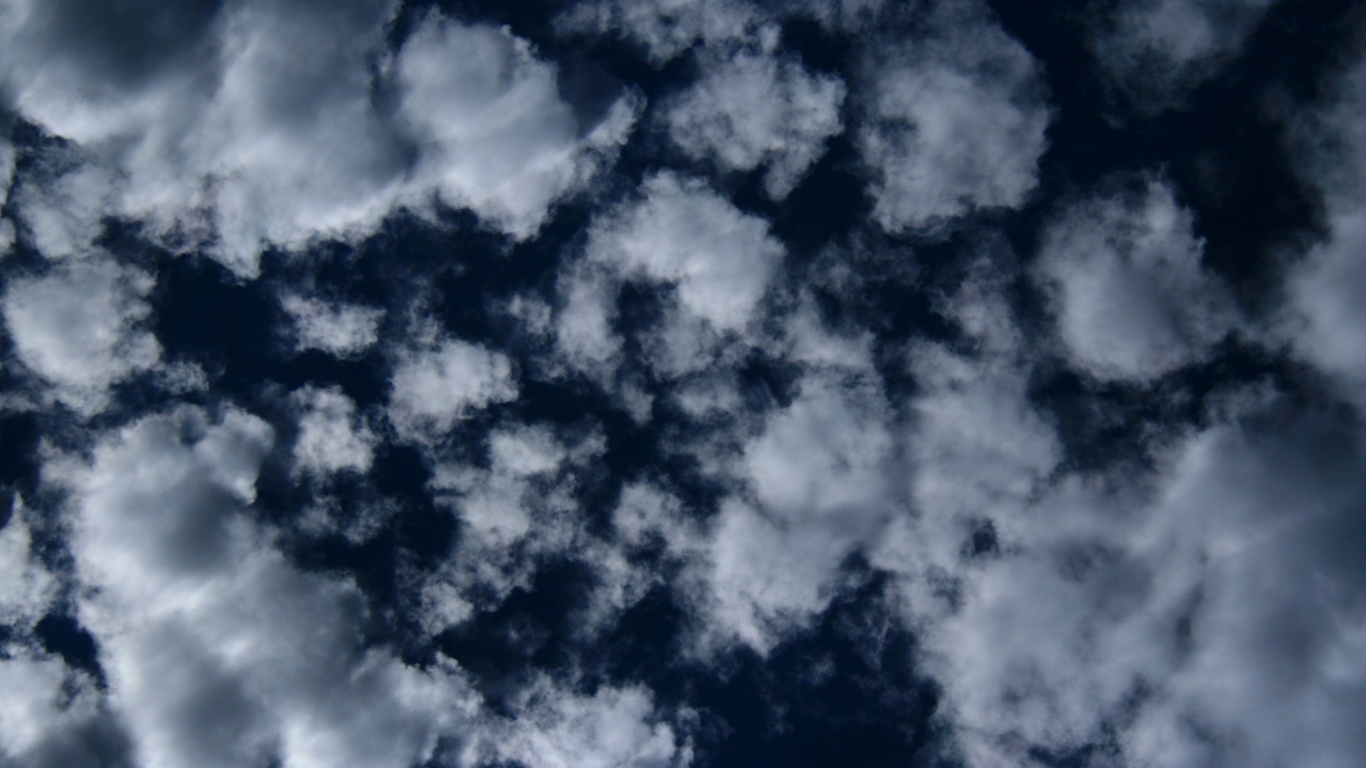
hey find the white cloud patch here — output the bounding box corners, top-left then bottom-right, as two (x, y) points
(394, 14), (639, 240)
(0, 654), (110, 767)
(1033, 179), (1238, 382)
(856, 2), (1050, 233)
(8, 151), (116, 260)
(419, 424), (604, 632)
(2, 255), (160, 415)
(915, 403), (1366, 768)
(1093, 0), (1278, 111)
(663, 41), (845, 199)
(387, 338), (519, 440)
(282, 294), (384, 358)
(703, 374), (898, 652)
(0, 500), (56, 633)
(871, 258), (1062, 620)
(290, 385), (376, 479)
(0, 1), (636, 274)
(53, 406), (480, 768)
(485, 679), (691, 768)
(556, 172), (784, 380)
(1283, 51), (1366, 412)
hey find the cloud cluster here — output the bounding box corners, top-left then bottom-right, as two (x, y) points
(556, 171), (785, 381)
(47, 407), (479, 768)
(663, 41), (845, 199)
(1284, 50), (1366, 410)
(2, 255), (160, 415)
(1033, 178), (1238, 382)
(387, 339), (518, 441)
(0, 0), (636, 274)
(856, 2), (1050, 233)
(1, 3), (1363, 768)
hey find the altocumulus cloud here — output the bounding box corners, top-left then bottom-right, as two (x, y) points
(0, 1), (1364, 768)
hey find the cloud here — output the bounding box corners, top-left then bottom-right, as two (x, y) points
(870, 257), (1062, 620)
(1033, 178), (1238, 383)
(662, 40), (845, 199)
(703, 373), (898, 652)
(855, 1), (1050, 233)
(0, 500), (56, 633)
(1092, 0), (1279, 111)
(418, 423), (604, 632)
(912, 400), (1366, 768)
(2, 255), (160, 415)
(393, 14), (639, 240)
(387, 338), (518, 440)
(0, 1), (636, 274)
(1283, 50), (1366, 411)
(7, 148), (117, 260)
(557, 0), (761, 64)
(281, 294), (384, 358)
(53, 406), (479, 768)
(485, 678), (691, 768)
(290, 385), (376, 479)
(555, 172), (785, 381)
(0, 654), (112, 767)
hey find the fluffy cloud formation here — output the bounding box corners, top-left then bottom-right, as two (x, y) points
(856, 2), (1050, 233)
(0, 1), (635, 274)
(485, 679), (690, 768)
(419, 423), (603, 630)
(704, 373), (897, 652)
(1284, 51), (1366, 411)
(2, 255), (160, 415)
(54, 407), (479, 768)
(915, 402), (1366, 768)
(2, 3), (1362, 768)
(663, 42), (845, 199)
(0, 503), (54, 631)
(1033, 179), (1238, 382)
(290, 385), (376, 479)
(1092, 0), (1278, 110)
(556, 172), (784, 379)
(388, 339), (518, 440)
(281, 294), (384, 358)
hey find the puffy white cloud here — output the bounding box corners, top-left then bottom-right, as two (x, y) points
(590, 172), (784, 332)
(0, 655), (107, 764)
(281, 294), (384, 358)
(387, 339), (518, 440)
(555, 172), (784, 380)
(871, 260), (1062, 621)
(486, 679), (691, 768)
(1283, 52), (1366, 412)
(1033, 179), (1238, 382)
(2, 255), (160, 415)
(394, 14), (639, 240)
(55, 406), (479, 768)
(0, 500), (55, 632)
(663, 43), (845, 199)
(704, 374), (898, 652)
(8, 152), (116, 260)
(1092, 0), (1278, 111)
(855, 2), (1049, 233)
(290, 385), (376, 479)
(419, 424), (603, 632)
(919, 403), (1366, 768)
(0, 1), (636, 273)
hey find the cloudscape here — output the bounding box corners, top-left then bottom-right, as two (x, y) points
(1, 1), (1364, 767)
